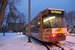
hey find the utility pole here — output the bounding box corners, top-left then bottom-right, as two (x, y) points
(27, 0), (31, 43)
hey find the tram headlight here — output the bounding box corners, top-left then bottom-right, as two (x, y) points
(62, 33), (67, 36)
(52, 34), (56, 37)
(50, 34), (56, 37)
(64, 33), (67, 36)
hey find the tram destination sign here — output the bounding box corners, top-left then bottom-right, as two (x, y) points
(48, 10), (64, 15)
(51, 10), (61, 14)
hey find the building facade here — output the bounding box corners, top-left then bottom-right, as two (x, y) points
(8, 23), (24, 32)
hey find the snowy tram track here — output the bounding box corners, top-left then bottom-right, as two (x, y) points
(30, 37), (65, 50)
(29, 37), (50, 50)
(55, 41), (75, 50)
(43, 40), (75, 50)
(44, 42), (64, 50)
(41, 42), (50, 50)
(30, 37), (62, 50)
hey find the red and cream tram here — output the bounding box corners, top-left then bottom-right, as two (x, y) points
(24, 8), (67, 42)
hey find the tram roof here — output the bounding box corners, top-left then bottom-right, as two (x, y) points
(46, 8), (64, 11)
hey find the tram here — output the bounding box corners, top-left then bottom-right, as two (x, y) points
(24, 8), (67, 42)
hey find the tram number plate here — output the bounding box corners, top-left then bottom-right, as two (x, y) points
(58, 34), (62, 36)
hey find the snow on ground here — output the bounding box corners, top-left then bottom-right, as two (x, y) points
(66, 33), (75, 43)
(0, 33), (47, 50)
(66, 35), (75, 43)
(0, 32), (75, 50)
(68, 34), (75, 36)
(60, 34), (75, 50)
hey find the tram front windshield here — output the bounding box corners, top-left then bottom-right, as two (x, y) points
(43, 15), (66, 28)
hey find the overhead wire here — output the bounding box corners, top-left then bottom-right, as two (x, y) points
(31, 0), (45, 15)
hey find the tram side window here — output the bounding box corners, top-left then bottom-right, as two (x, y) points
(25, 26), (28, 32)
(31, 20), (37, 29)
(34, 20), (37, 28)
(37, 17), (40, 28)
(31, 22), (34, 29)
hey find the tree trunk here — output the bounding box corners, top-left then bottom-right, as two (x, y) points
(0, 0), (3, 4)
(0, 0), (7, 29)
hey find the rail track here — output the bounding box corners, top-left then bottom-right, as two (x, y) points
(57, 41), (75, 50)
(44, 42), (64, 50)
(42, 40), (75, 50)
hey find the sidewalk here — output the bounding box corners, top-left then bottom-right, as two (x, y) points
(0, 33), (47, 50)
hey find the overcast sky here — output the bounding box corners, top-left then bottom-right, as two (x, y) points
(16, 0), (75, 24)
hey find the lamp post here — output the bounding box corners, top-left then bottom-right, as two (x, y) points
(27, 0), (31, 43)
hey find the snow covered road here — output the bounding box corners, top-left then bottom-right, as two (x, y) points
(0, 33), (47, 50)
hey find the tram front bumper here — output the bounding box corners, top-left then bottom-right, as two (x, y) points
(49, 36), (66, 42)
